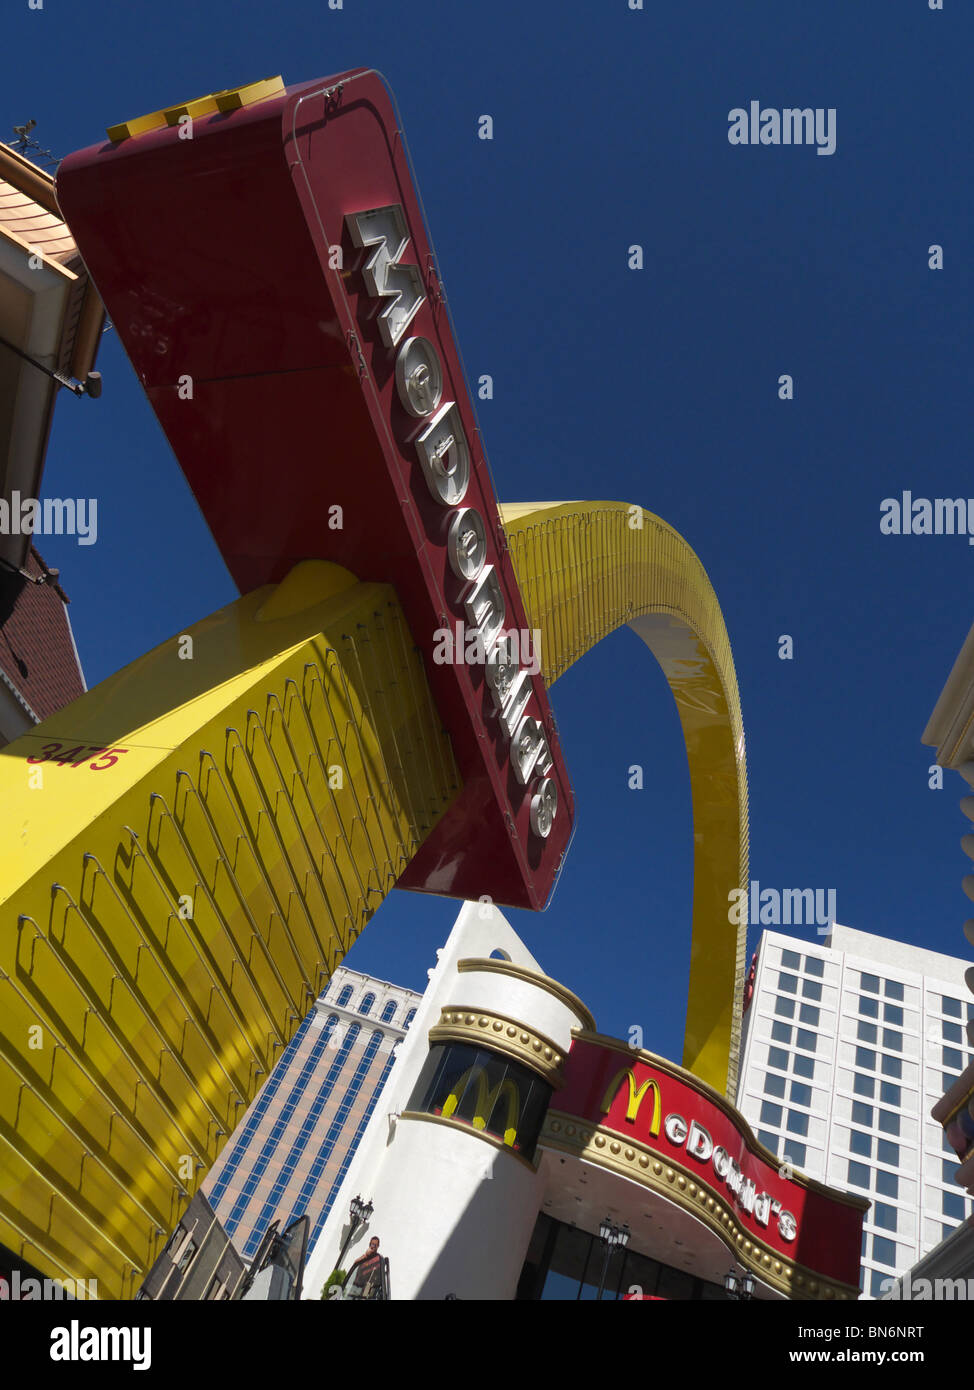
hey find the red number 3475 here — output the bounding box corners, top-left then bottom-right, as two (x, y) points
(25, 742), (129, 770)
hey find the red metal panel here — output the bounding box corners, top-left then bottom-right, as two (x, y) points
(55, 70), (573, 909)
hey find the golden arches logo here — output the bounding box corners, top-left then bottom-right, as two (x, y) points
(499, 501), (749, 1097)
(601, 1070), (662, 1136)
(441, 1067), (520, 1146)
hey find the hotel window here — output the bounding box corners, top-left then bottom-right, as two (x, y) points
(849, 1131), (872, 1158)
(790, 1081), (811, 1107)
(768, 1046), (789, 1071)
(877, 1139), (899, 1166)
(771, 1022), (792, 1044)
(943, 1158), (961, 1186)
(854, 1074), (875, 1098)
(883, 1030), (903, 1052)
(855, 1047), (876, 1070)
(873, 1202), (897, 1233)
(782, 1140), (806, 1167)
(758, 1129), (779, 1151)
(875, 1170), (898, 1199)
(860, 996), (879, 1019)
(877, 1110), (899, 1136)
(881, 1055), (902, 1079)
(358, 993), (376, 1016)
(943, 1191), (966, 1221)
(796, 1029), (817, 1052)
(852, 1101), (873, 1127)
(336, 985), (354, 1007)
(857, 1021), (878, 1044)
(760, 1101), (783, 1127)
(870, 1270), (892, 1299)
(765, 1073), (786, 1099)
(793, 1054), (815, 1079)
(884, 1004), (904, 1027)
(803, 979), (822, 1002)
(786, 1110), (808, 1138)
(775, 996), (796, 1019)
(884, 980), (904, 1002)
(944, 1046), (964, 1070)
(380, 1000), (397, 1023)
(861, 973), (880, 995)
(405, 1009), (417, 1028)
(779, 973), (798, 994)
(943, 1020), (963, 1044)
(805, 957), (825, 978)
(879, 1081), (900, 1106)
(799, 1005), (820, 1026)
(943, 997), (963, 1018)
(872, 1235), (897, 1268)
(174, 1236), (197, 1276)
(848, 1160), (871, 1189)
(781, 949), (801, 970)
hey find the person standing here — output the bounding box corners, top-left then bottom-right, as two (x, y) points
(343, 1237), (382, 1300)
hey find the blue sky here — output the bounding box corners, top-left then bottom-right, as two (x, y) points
(9, 0), (973, 1071)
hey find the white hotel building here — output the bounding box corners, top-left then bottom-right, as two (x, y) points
(737, 924), (974, 1299)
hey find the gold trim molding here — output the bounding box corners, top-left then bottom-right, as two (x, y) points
(429, 1007), (567, 1087)
(456, 958), (596, 1032)
(540, 1112), (860, 1302)
(400, 1110), (539, 1172)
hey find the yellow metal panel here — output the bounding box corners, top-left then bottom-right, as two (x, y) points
(105, 110), (168, 144)
(107, 76), (285, 143)
(498, 501), (748, 1097)
(214, 77), (288, 113)
(0, 563), (458, 1296)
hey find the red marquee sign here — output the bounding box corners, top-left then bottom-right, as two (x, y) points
(56, 69), (574, 910)
(556, 1037), (865, 1290)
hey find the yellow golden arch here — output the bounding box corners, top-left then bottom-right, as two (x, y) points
(441, 1067), (520, 1147)
(500, 501), (748, 1097)
(600, 1070), (663, 1137)
(0, 501), (746, 1296)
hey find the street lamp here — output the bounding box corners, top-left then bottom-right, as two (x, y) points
(724, 1266), (755, 1300)
(336, 1194), (374, 1273)
(596, 1217), (631, 1300)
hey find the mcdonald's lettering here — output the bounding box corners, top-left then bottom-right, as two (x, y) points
(595, 1063), (797, 1243)
(664, 1115), (797, 1243)
(348, 201), (558, 843)
(601, 1069), (662, 1136)
(441, 1066), (520, 1146)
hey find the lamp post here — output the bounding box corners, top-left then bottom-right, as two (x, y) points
(596, 1217), (631, 1300)
(336, 1194), (373, 1273)
(724, 1266), (755, 1301)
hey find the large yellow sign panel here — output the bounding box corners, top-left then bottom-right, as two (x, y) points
(0, 562), (458, 1296)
